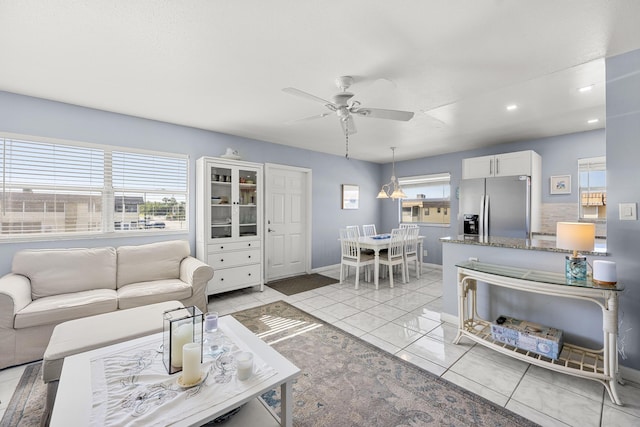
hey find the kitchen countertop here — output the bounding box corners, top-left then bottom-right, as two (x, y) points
(440, 235), (608, 255)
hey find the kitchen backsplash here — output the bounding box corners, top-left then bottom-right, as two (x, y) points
(540, 203), (607, 236)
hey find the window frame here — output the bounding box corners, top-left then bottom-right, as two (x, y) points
(397, 173), (451, 227)
(0, 132), (189, 242)
(578, 156), (606, 222)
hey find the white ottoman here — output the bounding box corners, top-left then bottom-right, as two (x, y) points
(41, 300), (184, 424)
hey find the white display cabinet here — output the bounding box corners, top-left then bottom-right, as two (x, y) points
(196, 157), (264, 295)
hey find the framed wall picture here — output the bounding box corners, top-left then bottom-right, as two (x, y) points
(342, 184), (359, 209)
(550, 175), (571, 195)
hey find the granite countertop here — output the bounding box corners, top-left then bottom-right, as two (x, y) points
(440, 235), (608, 255)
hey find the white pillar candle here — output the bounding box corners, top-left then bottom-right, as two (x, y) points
(182, 342), (202, 385)
(171, 322), (193, 368)
(236, 351), (254, 381)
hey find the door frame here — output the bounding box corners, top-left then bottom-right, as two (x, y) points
(264, 163), (313, 281)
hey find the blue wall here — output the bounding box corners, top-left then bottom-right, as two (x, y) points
(605, 47), (640, 370)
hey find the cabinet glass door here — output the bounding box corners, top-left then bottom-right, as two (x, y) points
(210, 166), (232, 239)
(238, 168), (258, 237)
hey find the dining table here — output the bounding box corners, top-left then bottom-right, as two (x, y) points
(357, 234), (425, 289)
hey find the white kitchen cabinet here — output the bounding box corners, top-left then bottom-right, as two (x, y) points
(462, 150), (538, 179)
(196, 157), (263, 295)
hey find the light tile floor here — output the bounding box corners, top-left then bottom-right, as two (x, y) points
(1, 265), (639, 426)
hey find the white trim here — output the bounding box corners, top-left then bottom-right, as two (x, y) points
(620, 365), (640, 387)
(311, 264), (341, 274)
(399, 172), (451, 185)
(440, 312), (458, 325)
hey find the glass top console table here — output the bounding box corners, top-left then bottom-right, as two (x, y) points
(453, 261), (624, 406)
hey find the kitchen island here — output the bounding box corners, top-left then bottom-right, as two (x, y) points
(440, 234), (612, 361)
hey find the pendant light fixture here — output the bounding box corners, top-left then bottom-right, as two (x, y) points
(377, 147), (407, 199)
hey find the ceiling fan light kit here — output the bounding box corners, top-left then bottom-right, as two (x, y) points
(377, 147), (407, 200)
(283, 76), (415, 157)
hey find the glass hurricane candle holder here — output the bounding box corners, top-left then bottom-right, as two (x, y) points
(162, 306), (203, 374)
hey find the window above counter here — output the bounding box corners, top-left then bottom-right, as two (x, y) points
(398, 173), (450, 226)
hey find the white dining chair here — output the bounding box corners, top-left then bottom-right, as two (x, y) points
(339, 228), (374, 289)
(378, 230), (406, 288)
(403, 226), (420, 279)
(399, 223), (418, 229)
(345, 225), (361, 236)
(362, 224), (377, 237)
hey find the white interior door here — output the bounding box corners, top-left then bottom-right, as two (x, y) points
(265, 164), (311, 281)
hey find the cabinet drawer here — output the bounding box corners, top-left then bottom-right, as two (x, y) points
(208, 240), (261, 253)
(209, 264), (261, 289)
(208, 249), (261, 268)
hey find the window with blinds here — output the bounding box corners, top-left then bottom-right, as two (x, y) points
(578, 156), (606, 221)
(398, 173), (451, 225)
(0, 135), (188, 238)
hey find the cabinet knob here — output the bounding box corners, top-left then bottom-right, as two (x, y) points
(220, 259), (224, 262)
(247, 243), (251, 247)
(220, 277), (224, 281)
(248, 255), (251, 259)
(248, 273), (251, 276)
(220, 246), (224, 250)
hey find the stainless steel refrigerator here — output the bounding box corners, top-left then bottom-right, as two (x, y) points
(459, 175), (532, 238)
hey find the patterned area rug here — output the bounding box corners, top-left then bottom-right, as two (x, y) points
(232, 301), (540, 427)
(2, 301), (540, 427)
(0, 362), (45, 427)
(265, 274), (337, 296)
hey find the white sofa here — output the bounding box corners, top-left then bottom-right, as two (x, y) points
(0, 240), (214, 370)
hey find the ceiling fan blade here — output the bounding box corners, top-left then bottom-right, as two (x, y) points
(340, 116), (357, 135)
(355, 108), (414, 121)
(285, 112), (332, 125)
(282, 87), (335, 108)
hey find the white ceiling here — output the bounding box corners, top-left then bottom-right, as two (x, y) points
(1, 1), (640, 163)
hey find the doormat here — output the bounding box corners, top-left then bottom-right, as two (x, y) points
(265, 273), (337, 296)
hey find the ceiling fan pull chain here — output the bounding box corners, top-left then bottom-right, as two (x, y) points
(345, 120), (350, 159)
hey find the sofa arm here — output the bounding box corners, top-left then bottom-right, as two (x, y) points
(179, 257), (214, 312)
(0, 273), (32, 329)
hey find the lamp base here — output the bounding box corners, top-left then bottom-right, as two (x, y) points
(565, 255), (587, 282)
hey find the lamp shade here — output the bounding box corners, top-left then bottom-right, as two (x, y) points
(556, 222), (595, 253)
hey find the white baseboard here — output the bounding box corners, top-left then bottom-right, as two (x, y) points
(440, 312), (458, 325)
(311, 264), (340, 274)
(620, 365), (640, 386)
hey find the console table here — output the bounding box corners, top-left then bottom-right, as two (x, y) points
(453, 261), (624, 405)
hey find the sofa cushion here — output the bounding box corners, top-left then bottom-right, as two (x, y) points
(117, 279), (192, 310)
(116, 240), (190, 288)
(14, 289), (117, 329)
(12, 247), (117, 300)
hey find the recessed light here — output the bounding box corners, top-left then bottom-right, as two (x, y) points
(587, 119), (599, 124)
(579, 85), (594, 93)
(506, 104), (518, 111)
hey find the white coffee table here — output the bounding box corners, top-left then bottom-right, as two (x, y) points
(50, 315), (300, 427)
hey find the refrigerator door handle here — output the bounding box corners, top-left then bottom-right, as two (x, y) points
(479, 195), (487, 238)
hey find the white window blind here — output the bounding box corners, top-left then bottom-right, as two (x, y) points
(0, 135), (188, 238)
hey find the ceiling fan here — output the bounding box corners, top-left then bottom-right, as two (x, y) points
(283, 76), (415, 137)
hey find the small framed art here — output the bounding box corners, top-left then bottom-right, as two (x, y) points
(550, 175), (571, 195)
(342, 184), (359, 209)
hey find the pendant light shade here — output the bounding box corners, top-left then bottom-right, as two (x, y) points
(377, 147), (406, 200)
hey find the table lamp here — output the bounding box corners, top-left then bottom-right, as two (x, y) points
(556, 222), (595, 281)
